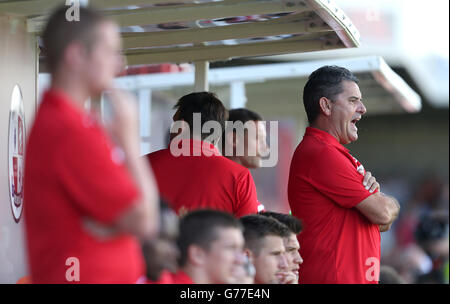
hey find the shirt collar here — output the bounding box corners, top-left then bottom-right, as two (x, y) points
(173, 138), (221, 156)
(43, 88), (98, 127)
(44, 89), (80, 113)
(175, 270), (194, 284)
(304, 127), (349, 153)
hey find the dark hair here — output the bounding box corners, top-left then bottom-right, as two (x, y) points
(222, 108), (263, 152)
(174, 92), (228, 143)
(177, 209), (242, 267)
(228, 108), (263, 124)
(303, 65), (359, 124)
(415, 212), (449, 244)
(259, 211), (302, 234)
(42, 5), (107, 74)
(240, 214), (290, 256)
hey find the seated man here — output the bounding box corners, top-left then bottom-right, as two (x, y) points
(240, 214), (294, 284)
(140, 199), (179, 284)
(259, 211), (304, 283)
(159, 209), (246, 284)
(222, 108), (268, 169)
(146, 92), (263, 217)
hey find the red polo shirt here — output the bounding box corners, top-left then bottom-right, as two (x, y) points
(24, 89), (144, 283)
(147, 139), (261, 217)
(288, 127), (380, 284)
(156, 270), (194, 284)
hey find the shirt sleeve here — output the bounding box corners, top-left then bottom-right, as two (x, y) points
(306, 146), (377, 208)
(234, 170), (260, 217)
(55, 126), (139, 224)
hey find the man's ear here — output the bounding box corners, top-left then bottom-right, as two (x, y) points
(63, 42), (86, 71)
(319, 97), (332, 116)
(187, 245), (206, 266)
(244, 248), (254, 261)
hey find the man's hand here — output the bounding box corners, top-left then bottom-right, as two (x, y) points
(105, 89), (140, 150)
(103, 89), (160, 241)
(277, 271), (298, 284)
(379, 223), (392, 232)
(363, 171), (380, 193)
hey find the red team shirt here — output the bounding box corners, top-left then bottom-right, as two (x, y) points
(143, 270), (194, 284)
(288, 127), (380, 284)
(24, 90), (145, 283)
(147, 139), (262, 217)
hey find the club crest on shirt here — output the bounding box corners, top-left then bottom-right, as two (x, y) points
(352, 156), (365, 176)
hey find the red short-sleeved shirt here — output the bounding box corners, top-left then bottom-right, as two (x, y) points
(24, 89), (144, 283)
(147, 139), (262, 217)
(288, 127), (380, 284)
(153, 270), (194, 284)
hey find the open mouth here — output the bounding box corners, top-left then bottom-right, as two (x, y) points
(350, 117), (360, 128)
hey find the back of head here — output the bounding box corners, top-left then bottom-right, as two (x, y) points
(177, 209), (242, 267)
(415, 211), (449, 258)
(303, 65), (359, 125)
(42, 5), (106, 75)
(240, 214), (290, 256)
(259, 211), (302, 235)
(228, 108), (263, 124)
(174, 92), (227, 143)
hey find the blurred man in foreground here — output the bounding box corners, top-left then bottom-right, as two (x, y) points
(24, 6), (159, 283)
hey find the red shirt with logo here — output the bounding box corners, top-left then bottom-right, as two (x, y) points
(24, 89), (145, 283)
(288, 127), (380, 284)
(147, 139), (262, 217)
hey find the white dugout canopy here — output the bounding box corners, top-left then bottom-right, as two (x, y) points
(1, 0), (420, 112)
(2, 0), (360, 89)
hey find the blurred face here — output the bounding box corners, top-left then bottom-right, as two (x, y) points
(203, 227), (246, 284)
(238, 120), (269, 168)
(144, 237), (180, 281)
(230, 254), (255, 284)
(328, 81), (366, 145)
(253, 235), (289, 284)
(144, 210), (180, 281)
(283, 233), (303, 281)
(84, 21), (124, 96)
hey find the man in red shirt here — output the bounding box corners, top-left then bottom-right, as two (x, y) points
(260, 211), (304, 284)
(24, 6), (159, 283)
(288, 66), (400, 284)
(240, 214), (295, 284)
(146, 92), (262, 217)
(159, 209), (246, 284)
(222, 108), (269, 169)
